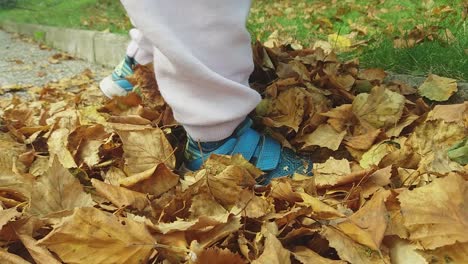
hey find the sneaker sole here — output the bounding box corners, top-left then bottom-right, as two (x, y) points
(99, 76), (130, 98)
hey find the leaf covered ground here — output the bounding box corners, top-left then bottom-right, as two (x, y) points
(0, 43), (467, 263)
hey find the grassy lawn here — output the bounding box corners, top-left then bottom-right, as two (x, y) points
(1, 0), (467, 80)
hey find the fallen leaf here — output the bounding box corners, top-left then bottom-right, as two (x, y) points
(297, 124), (346, 151)
(263, 87), (306, 132)
(352, 86), (405, 129)
(117, 127), (176, 174)
(91, 179), (150, 211)
(119, 163), (179, 197)
(292, 246), (346, 264)
(338, 190), (390, 250)
(252, 231), (291, 264)
(29, 157), (94, 217)
(418, 74), (457, 101)
(195, 247), (245, 264)
(47, 128), (77, 168)
(0, 249), (30, 264)
(38, 207), (156, 264)
(398, 174), (468, 249)
(321, 226), (388, 264)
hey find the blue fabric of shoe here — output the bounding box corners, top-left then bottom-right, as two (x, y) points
(185, 119), (313, 184)
(111, 56), (137, 92)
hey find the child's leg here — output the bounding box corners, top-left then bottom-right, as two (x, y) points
(120, 0), (261, 142)
(125, 28), (153, 65)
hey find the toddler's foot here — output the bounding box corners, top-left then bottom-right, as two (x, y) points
(99, 56), (137, 98)
(184, 119), (313, 184)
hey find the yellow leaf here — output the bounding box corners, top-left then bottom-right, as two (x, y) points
(297, 124), (346, 151)
(38, 207), (156, 264)
(418, 74), (457, 101)
(328, 33), (352, 51)
(352, 86), (406, 129)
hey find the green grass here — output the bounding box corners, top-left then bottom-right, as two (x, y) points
(1, 0), (467, 80)
(0, 0), (130, 33)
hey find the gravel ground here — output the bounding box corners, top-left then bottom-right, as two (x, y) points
(0, 30), (111, 91)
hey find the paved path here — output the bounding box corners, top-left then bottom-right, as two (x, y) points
(0, 30), (110, 90)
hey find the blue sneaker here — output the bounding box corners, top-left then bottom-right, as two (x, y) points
(99, 56), (137, 98)
(185, 119), (313, 184)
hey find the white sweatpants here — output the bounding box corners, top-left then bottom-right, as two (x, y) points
(120, 0), (261, 142)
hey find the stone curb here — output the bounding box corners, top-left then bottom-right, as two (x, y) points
(1, 21), (466, 102)
(0, 21), (129, 67)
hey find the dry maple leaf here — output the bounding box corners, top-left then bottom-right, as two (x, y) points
(29, 157), (94, 217)
(117, 127), (176, 174)
(38, 207), (156, 264)
(398, 174), (468, 249)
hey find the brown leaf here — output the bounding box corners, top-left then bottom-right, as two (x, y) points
(38, 207), (156, 264)
(292, 246), (346, 264)
(0, 249), (30, 264)
(195, 247), (245, 264)
(91, 179), (150, 211)
(321, 104), (356, 132)
(117, 127), (176, 174)
(189, 193), (228, 220)
(338, 190), (390, 250)
(358, 68), (387, 82)
(398, 174), (468, 249)
(29, 157), (94, 217)
(299, 192), (345, 220)
(119, 163), (179, 197)
(321, 226), (388, 264)
(15, 218), (62, 264)
(252, 231), (291, 264)
(47, 128), (77, 168)
(427, 102), (467, 124)
(345, 129), (382, 150)
(263, 87), (306, 132)
(0, 207), (22, 230)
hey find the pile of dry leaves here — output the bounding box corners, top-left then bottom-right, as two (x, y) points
(0, 43), (466, 264)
